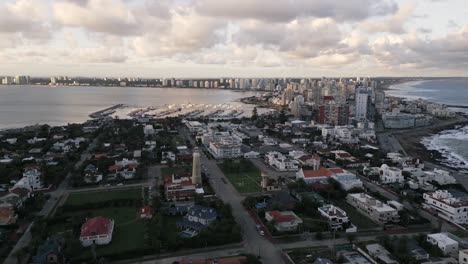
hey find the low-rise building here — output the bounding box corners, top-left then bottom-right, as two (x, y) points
(426, 233), (458, 256)
(13, 167), (43, 191)
(265, 152), (299, 171)
(346, 193), (399, 224)
(379, 164), (404, 184)
(209, 136), (242, 159)
(318, 204), (350, 231)
(0, 208), (17, 225)
(422, 190), (468, 225)
(265, 210), (303, 232)
(164, 174), (197, 201)
(80, 217), (114, 247)
(176, 205), (217, 234)
(365, 243), (398, 264)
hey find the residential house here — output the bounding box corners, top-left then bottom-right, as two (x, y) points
(346, 193), (399, 224)
(318, 204), (350, 231)
(13, 167), (43, 191)
(265, 152), (299, 171)
(265, 210), (303, 232)
(33, 236), (65, 264)
(244, 151), (260, 159)
(79, 216), (114, 247)
(139, 206), (153, 219)
(426, 233), (459, 256)
(365, 243), (398, 264)
(379, 164), (404, 184)
(84, 164), (102, 183)
(176, 205), (217, 233)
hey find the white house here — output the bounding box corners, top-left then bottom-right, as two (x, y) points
(423, 190), (468, 225)
(346, 193), (399, 224)
(265, 152), (299, 171)
(13, 167), (43, 191)
(80, 217), (114, 247)
(426, 233), (459, 256)
(379, 164), (404, 184)
(423, 169), (456, 185)
(265, 210), (303, 232)
(318, 204), (350, 231)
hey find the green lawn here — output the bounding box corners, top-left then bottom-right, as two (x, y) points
(219, 160), (262, 193)
(333, 200), (380, 229)
(65, 188), (141, 206)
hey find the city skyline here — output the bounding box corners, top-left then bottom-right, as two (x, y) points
(0, 0), (467, 77)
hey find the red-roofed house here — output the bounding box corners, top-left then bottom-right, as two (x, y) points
(265, 210), (303, 232)
(296, 167), (333, 184)
(79, 217), (114, 247)
(139, 206), (153, 219)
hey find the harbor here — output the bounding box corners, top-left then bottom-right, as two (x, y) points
(98, 103), (257, 120)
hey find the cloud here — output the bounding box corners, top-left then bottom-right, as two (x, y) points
(360, 3), (416, 34)
(371, 25), (468, 70)
(195, 0), (397, 22)
(53, 0), (140, 35)
(133, 11), (227, 56)
(0, 0), (51, 39)
(447, 20), (459, 28)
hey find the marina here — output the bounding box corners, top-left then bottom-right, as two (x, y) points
(107, 103), (247, 120)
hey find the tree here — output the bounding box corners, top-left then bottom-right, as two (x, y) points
(251, 107), (258, 121)
(346, 233), (356, 244)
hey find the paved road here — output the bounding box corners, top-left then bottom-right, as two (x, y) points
(4, 139), (98, 264)
(181, 128), (286, 264)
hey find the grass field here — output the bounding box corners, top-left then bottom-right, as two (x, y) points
(65, 188), (141, 206)
(333, 200), (380, 229)
(219, 160), (262, 193)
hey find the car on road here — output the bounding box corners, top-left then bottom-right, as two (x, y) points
(117, 183), (124, 186)
(259, 230), (265, 236)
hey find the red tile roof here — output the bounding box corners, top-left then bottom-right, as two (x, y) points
(80, 217), (113, 237)
(267, 210), (296, 223)
(302, 167), (333, 178)
(328, 168), (345, 174)
(336, 152), (352, 158)
(140, 206), (153, 216)
(108, 165), (123, 172)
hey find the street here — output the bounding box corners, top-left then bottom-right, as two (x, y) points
(181, 128), (287, 264)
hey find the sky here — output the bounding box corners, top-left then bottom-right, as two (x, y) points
(0, 0), (467, 78)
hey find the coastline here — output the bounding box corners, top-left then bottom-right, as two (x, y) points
(392, 117), (468, 172)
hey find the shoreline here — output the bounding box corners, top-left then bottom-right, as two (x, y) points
(393, 119), (468, 171)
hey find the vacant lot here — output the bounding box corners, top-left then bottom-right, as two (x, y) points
(65, 188), (141, 206)
(219, 159), (262, 193)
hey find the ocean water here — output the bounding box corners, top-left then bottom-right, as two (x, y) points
(387, 79), (468, 170)
(0, 85), (258, 129)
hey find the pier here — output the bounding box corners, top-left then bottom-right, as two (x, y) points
(89, 104), (124, 118)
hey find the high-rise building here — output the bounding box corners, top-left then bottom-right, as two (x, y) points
(192, 148), (202, 185)
(355, 87), (369, 121)
(318, 97), (349, 126)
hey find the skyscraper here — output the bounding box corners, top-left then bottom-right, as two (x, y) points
(192, 148), (202, 185)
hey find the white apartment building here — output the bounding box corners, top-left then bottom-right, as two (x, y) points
(423, 169), (456, 185)
(265, 152), (299, 171)
(355, 88), (369, 121)
(208, 136), (242, 159)
(426, 233), (459, 256)
(318, 204), (350, 231)
(423, 190), (468, 225)
(379, 164), (404, 184)
(346, 193), (399, 224)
